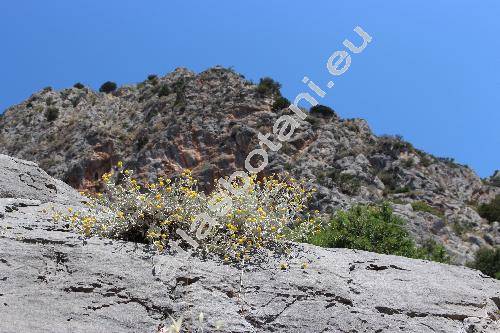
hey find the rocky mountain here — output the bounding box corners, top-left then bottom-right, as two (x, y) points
(1, 154), (499, 333)
(0, 66), (499, 264)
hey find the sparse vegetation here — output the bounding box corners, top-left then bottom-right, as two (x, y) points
(306, 203), (450, 263)
(45, 107), (59, 122)
(477, 195), (500, 223)
(310, 105), (335, 117)
(316, 168), (361, 195)
(73, 82), (85, 89)
(157, 84), (170, 97)
(420, 154), (433, 167)
(305, 115), (321, 130)
(272, 96), (290, 111)
(411, 201), (444, 218)
(468, 247), (500, 279)
(402, 158), (415, 168)
(99, 81), (117, 93)
(377, 135), (414, 158)
(452, 220), (473, 237)
(256, 77), (281, 97)
(418, 239), (450, 263)
(337, 173), (361, 195)
(378, 170), (410, 195)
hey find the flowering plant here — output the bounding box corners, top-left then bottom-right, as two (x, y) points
(58, 163), (320, 262)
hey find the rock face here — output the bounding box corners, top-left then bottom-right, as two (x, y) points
(1, 153), (500, 332)
(0, 67), (499, 264)
(0, 154), (84, 206)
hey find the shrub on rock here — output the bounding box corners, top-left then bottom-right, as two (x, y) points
(478, 195), (500, 223)
(256, 77), (282, 97)
(272, 96), (291, 111)
(99, 81), (117, 93)
(73, 82), (85, 89)
(469, 247), (500, 279)
(157, 85), (170, 97)
(45, 107), (59, 122)
(310, 105), (335, 117)
(411, 201), (444, 218)
(306, 203), (450, 263)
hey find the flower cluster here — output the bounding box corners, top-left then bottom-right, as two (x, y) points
(59, 164), (320, 263)
(205, 174), (319, 261)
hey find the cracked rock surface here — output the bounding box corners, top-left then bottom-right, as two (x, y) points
(1, 157), (500, 332)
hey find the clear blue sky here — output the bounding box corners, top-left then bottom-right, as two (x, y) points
(1, 0), (499, 177)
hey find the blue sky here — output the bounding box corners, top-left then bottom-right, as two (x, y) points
(1, 0), (499, 177)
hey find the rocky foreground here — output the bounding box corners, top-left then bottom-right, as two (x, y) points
(1, 156), (500, 332)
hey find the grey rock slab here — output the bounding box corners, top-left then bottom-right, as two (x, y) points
(0, 154), (85, 205)
(0, 203), (499, 333)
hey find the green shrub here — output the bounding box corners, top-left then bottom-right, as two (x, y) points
(73, 82), (84, 89)
(305, 115), (321, 129)
(478, 195), (500, 223)
(157, 84), (170, 97)
(256, 77), (281, 97)
(377, 135), (414, 158)
(469, 247), (500, 279)
(306, 203), (450, 263)
(378, 171), (398, 191)
(452, 220), (473, 237)
(411, 201), (444, 218)
(310, 105), (335, 117)
(378, 171), (410, 194)
(147, 74), (158, 82)
(272, 96), (291, 111)
(45, 107), (59, 122)
(99, 81), (117, 93)
(416, 239), (450, 263)
(337, 173), (361, 195)
(316, 168), (361, 195)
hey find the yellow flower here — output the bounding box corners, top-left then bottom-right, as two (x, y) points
(226, 223), (237, 232)
(117, 161), (123, 168)
(153, 240), (164, 252)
